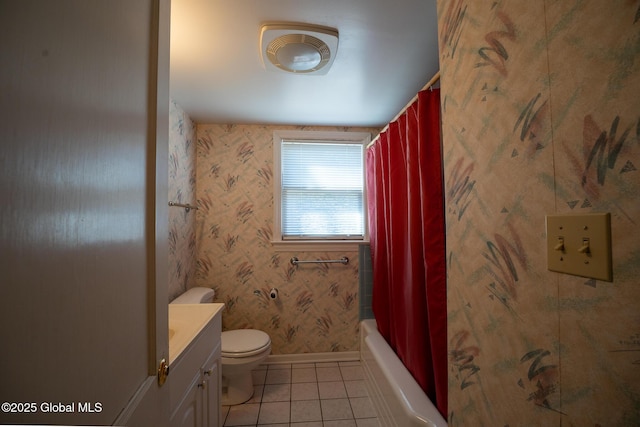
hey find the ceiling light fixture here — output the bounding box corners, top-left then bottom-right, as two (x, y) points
(260, 23), (339, 75)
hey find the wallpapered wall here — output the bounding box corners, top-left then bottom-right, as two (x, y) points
(168, 99), (197, 301)
(437, 1), (639, 425)
(194, 124), (380, 355)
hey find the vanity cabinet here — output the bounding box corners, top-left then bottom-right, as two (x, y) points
(169, 306), (222, 427)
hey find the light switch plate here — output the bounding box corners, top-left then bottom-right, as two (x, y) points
(546, 213), (612, 281)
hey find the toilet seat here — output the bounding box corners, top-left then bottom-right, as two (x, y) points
(221, 329), (271, 358)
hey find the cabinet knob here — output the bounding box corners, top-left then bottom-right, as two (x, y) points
(198, 381), (206, 390)
(203, 369), (213, 376)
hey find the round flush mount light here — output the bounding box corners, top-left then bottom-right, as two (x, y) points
(260, 24), (339, 75)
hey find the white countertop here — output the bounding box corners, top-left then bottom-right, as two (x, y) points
(168, 303), (225, 365)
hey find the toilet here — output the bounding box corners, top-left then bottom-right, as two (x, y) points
(170, 287), (272, 405)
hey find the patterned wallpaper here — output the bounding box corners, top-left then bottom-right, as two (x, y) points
(168, 99), (197, 302)
(194, 124), (380, 355)
(438, 0), (640, 425)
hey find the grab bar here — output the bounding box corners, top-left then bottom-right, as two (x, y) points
(168, 201), (199, 212)
(290, 256), (349, 266)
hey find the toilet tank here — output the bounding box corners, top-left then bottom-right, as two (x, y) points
(171, 287), (215, 304)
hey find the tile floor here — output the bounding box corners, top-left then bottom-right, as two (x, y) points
(221, 361), (380, 427)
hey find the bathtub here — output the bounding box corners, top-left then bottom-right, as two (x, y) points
(360, 319), (447, 427)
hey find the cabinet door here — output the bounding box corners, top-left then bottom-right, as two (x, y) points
(171, 372), (204, 427)
(0, 1), (170, 425)
(202, 353), (221, 427)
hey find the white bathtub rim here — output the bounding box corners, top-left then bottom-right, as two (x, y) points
(361, 319), (447, 427)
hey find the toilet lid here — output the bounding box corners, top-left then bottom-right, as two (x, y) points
(221, 329), (271, 357)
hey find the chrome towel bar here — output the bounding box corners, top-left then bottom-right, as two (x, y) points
(168, 201), (199, 212)
(290, 256), (349, 266)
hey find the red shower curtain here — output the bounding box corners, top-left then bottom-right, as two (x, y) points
(365, 89), (447, 417)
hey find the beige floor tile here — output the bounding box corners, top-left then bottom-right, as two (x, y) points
(224, 403), (260, 426)
(340, 365), (364, 381)
(321, 398), (353, 420)
(242, 362), (379, 427)
(350, 397), (376, 418)
(292, 367), (317, 383)
(291, 399), (322, 423)
(257, 401), (290, 424)
(265, 368), (292, 384)
(345, 380), (368, 397)
(316, 366), (342, 382)
(291, 382), (320, 401)
(323, 420), (357, 427)
(315, 361), (339, 367)
(262, 383), (291, 402)
(318, 381), (347, 399)
(356, 418), (381, 427)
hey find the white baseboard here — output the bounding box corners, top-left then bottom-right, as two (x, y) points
(265, 351), (360, 365)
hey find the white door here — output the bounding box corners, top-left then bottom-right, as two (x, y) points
(0, 1), (170, 425)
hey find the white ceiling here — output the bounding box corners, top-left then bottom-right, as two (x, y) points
(170, 0), (440, 127)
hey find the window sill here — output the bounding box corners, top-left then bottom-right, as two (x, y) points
(271, 240), (367, 252)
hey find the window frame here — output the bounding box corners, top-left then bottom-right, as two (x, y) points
(272, 130), (370, 252)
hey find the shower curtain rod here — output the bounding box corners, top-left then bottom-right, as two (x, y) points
(366, 70), (440, 149)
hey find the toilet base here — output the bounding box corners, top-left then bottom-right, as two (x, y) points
(219, 331), (271, 406)
(221, 371), (254, 406)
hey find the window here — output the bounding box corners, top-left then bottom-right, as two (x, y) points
(273, 130), (370, 250)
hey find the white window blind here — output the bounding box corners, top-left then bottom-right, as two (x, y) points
(280, 140), (364, 240)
